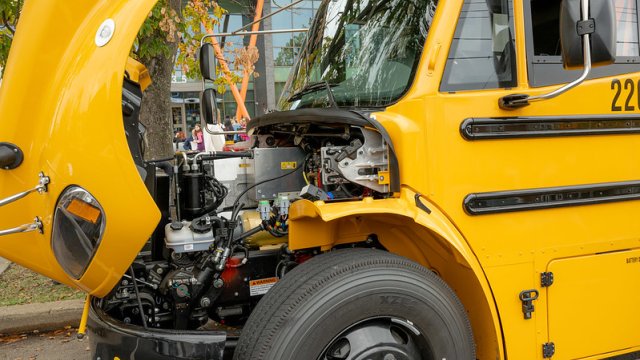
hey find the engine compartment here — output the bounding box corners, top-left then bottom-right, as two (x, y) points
(100, 118), (392, 330)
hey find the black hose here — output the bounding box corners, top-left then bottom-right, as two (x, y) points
(234, 225), (264, 243)
(219, 205), (255, 213)
(129, 267), (148, 329)
(220, 164), (303, 262)
(196, 152), (253, 161)
(196, 177), (229, 216)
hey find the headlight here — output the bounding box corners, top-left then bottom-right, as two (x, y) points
(52, 186), (106, 279)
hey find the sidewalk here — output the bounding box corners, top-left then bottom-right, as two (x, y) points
(0, 257), (9, 276)
(0, 299), (84, 335)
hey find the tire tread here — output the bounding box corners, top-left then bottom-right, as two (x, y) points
(233, 249), (474, 360)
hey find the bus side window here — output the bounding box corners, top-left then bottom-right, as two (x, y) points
(440, 0), (517, 92)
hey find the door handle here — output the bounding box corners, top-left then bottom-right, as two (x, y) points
(0, 143), (24, 170)
(0, 172), (49, 207)
(427, 43), (441, 76)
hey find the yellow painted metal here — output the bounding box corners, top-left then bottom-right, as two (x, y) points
(0, 0), (160, 297)
(288, 188), (505, 359)
(125, 57), (152, 92)
(289, 0), (640, 358)
(548, 250), (640, 359)
(376, 170), (390, 185)
(407, 0), (640, 357)
(1, 0), (639, 358)
(77, 295), (91, 338)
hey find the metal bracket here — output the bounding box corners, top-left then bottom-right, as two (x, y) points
(541, 272), (554, 287)
(542, 342), (556, 358)
(577, 18), (595, 36)
(519, 289), (539, 320)
(414, 194), (432, 214)
(0, 172), (49, 207)
(0, 217), (43, 237)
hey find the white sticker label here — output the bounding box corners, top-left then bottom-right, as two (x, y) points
(184, 244), (194, 251)
(249, 277), (278, 296)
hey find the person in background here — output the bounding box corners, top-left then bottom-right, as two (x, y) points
(238, 117), (250, 142)
(183, 132), (192, 150)
(204, 123), (226, 151)
(204, 108), (226, 151)
(174, 130), (186, 143)
(192, 124), (205, 151)
(232, 118), (242, 142)
(173, 130), (186, 151)
(223, 116), (235, 142)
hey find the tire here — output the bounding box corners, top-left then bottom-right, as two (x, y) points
(233, 248), (475, 360)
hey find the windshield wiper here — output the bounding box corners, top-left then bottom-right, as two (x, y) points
(287, 80), (339, 108)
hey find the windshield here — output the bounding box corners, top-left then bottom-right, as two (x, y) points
(278, 0), (437, 110)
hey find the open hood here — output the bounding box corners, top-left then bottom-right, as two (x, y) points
(0, 0), (159, 297)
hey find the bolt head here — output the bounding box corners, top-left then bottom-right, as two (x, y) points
(95, 19), (115, 47)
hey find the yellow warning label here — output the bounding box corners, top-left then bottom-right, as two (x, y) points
(281, 161), (297, 170)
(249, 277), (279, 296)
(239, 163), (250, 168)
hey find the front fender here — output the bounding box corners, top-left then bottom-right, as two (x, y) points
(288, 187), (505, 359)
(289, 188), (472, 264)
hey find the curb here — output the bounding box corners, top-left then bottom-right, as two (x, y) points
(0, 299), (84, 335)
(0, 257), (10, 276)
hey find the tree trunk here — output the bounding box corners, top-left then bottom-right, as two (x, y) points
(138, 0), (181, 162)
(139, 53), (177, 162)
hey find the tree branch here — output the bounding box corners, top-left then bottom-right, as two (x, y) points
(1, 11), (16, 36)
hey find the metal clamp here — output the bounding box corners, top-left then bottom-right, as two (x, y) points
(519, 289), (539, 320)
(0, 217), (43, 237)
(0, 172), (49, 207)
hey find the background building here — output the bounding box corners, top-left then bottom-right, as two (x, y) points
(170, 0), (321, 133)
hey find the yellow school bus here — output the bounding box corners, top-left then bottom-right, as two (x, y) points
(0, 0), (638, 359)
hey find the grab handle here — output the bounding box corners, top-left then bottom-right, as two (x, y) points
(0, 172), (49, 207)
(0, 217), (43, 237)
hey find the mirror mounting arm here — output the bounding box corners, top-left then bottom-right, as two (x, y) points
(499, 0), (592, 110)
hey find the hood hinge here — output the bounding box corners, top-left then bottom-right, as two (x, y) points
(542, 342), (555, 358)
(541, 271), (554, 287)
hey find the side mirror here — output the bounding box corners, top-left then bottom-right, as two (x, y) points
(200, 88), (219, 126)
(499, 0), (617, 109)
(199, 43), (216, 81)
(560, 0), (616, 69)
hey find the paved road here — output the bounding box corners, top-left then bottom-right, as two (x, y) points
(0, 329), (89, 360)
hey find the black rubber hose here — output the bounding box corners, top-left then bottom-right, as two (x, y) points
(196, 151), (253, 161)
(129, 267), (148, 329)
(234, 225), (264, 243)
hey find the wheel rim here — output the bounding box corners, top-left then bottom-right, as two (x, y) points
(319, 317), (433, 360)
